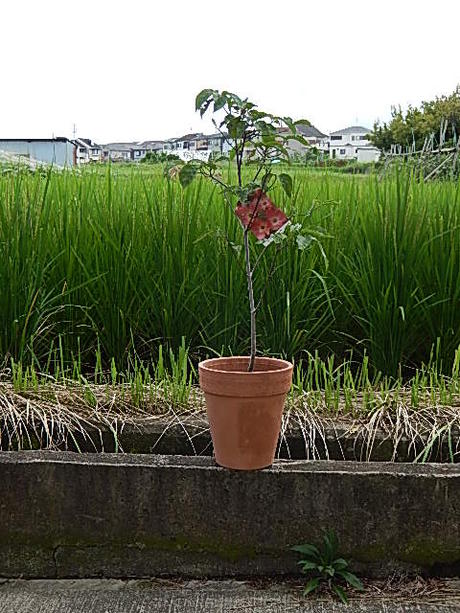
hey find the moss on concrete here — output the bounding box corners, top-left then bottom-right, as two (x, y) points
(352, 538), (460, 568)
(0, 532), (259, 564)
(400, 538), (460, 566)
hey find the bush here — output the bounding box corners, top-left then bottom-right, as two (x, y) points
(141, 151), (180, 164)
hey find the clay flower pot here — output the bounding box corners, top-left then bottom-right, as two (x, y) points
(198, 356), (293, 470)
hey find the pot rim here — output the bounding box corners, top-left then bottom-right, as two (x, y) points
(198, 356), (293, 376)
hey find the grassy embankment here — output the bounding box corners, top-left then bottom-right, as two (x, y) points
(0, 163), (459, 456)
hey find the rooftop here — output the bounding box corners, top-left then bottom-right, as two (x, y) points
(173, 133), (204, 142)
(103, 143), (135, 151)
(330, 126), (371, 136)
(295, 124), (327, 139)
(0, 137), (71, 143)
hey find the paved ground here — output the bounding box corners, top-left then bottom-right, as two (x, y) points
(0, 579), (459, 613)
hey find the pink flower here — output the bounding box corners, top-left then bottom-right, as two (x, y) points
(265, 207), (288, 232)
(234, 189), (289, 239)
(250, 218), (272, 240)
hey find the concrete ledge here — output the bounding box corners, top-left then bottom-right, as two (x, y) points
(0, 452), (459, 579)
(10, 415), (457, 462)
(114, 418), (459, 462)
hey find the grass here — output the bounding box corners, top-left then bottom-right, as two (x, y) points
(0, 161), (459, 460)
(0, 337), (458, 461)
(0, 163), (459, 381)
(1, 356), (459, 461)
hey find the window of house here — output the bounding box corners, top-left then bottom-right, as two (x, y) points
(330, 135), (342, 141)
(339, 149), (346, 155)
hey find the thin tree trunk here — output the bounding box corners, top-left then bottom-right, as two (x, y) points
(244, 229), (256, 372)
(237, 138), (256, 372)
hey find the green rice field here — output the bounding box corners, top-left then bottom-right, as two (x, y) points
(1, 163), (459, 386)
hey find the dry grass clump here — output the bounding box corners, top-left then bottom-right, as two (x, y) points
(1, 378), (458, 462)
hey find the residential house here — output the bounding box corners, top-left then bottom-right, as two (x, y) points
(74, 138), (103, 164)
(103, 143), (134, 162)
(137, 140), (164, 154)
(277, 124), (327, 158)
(296, 124), (327, 145)
(163, 133), (230, 161)
(131, 145), (148, 162)
(355, 145), (381, 163)
(326, 126), (379, 161)
(0, 137), (76, 166)
(102, 140), (166, 162)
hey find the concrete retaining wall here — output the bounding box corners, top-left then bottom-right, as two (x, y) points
(7, 416), (457, 462)
(0, 452), (459, 579)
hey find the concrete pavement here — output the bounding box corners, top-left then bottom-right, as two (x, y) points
(0, 579), (459, 613)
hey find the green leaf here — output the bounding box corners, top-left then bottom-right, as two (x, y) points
(288, 222), (302, 233)
(213, 95), (226, 112)
(332, 558), (349, 570)
(337, 570), (364, 591)
(291, 544), (321, 558)
(261, 171), (276, 190)
(179, 164), (198, 188)
(227, 117), (246, 139)
(296, 235), (314, 250)
(200, 98), (213, 118)
(298, 560), (319, 572)
(287, 133), (310, 147)
(229, 241), (242, 256)
(279, 173), (293, 197)
(283, 116), (297, 134)
(331, 584), (348, 604)
(195, 89), (214, 111)
(303, 577), (320, 596)
(229, 149), (236, 162)
(323, 530), (339, 563)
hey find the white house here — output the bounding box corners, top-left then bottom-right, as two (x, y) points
(103, 143), (133, 162)
(163, 133), (231, 161)
(74, 138), (103, 164)
(326, 126), (379, 162)
(101, 141), (166, 162)
(137, 140), (164, 155)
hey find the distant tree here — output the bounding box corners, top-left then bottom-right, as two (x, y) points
(141, 151), (179, 164)
(370, 86), (460, 151)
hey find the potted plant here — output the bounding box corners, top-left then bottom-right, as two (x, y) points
(178, 89), (313, 470)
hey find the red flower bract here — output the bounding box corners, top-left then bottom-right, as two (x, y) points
(234, 189), (288, 240)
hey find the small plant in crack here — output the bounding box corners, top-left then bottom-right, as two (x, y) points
(291, 530), (364, 603)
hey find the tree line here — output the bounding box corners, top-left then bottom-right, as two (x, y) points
(370, 86), (460, 151)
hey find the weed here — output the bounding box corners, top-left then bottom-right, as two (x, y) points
(292, 530), (363, 603)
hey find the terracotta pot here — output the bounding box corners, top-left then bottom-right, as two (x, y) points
(198, 356), (293, 470)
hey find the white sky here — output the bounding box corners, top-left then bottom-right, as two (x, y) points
(1, 0), (459, 143)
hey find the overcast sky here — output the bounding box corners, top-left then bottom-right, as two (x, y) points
(2, 0), (459, 143)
